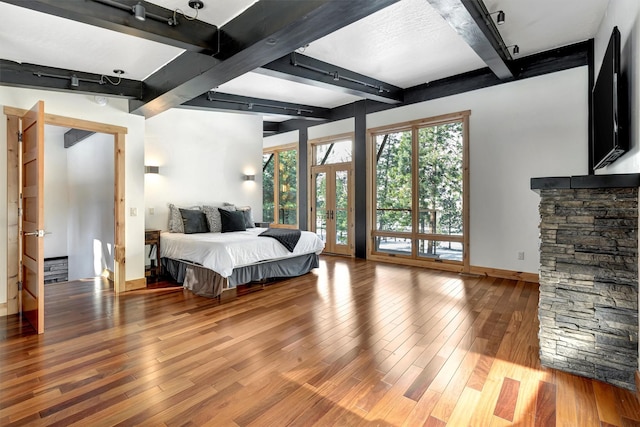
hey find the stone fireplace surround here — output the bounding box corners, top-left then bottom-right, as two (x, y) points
(531, 173), (639, 390)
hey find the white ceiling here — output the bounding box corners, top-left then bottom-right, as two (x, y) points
(0, 0), (610, 114)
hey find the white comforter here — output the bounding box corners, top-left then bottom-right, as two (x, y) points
(160, 228), (324, 277)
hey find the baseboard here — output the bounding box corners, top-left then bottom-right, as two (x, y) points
(635, 371), (640, 398)
(469, 266), (539, 283)
(0, 303), (7, 317)
(125, 278), (146, 291)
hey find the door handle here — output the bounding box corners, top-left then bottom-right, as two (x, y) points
(330, 210), (334, 220)
(23, 230), (48, 237)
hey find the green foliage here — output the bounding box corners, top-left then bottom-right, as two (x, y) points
(376, 122), (463, 240)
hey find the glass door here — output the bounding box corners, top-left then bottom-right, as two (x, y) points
(312, 164), (351, 255)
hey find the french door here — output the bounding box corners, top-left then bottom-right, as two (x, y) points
(312, 164), (352, 255)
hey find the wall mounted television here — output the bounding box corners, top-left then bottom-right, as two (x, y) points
(592, 26), (628, 170)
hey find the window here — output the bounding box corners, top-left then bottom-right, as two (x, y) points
(263, 144), (298, 227)
(370, 111), (469, 270)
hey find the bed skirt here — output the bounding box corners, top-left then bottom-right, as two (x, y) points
(162, 253), (320, 298)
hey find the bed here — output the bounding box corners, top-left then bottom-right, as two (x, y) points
(160, 227), (325, 298)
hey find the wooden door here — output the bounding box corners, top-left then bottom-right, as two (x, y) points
(312, 164), (352, 255)
(21, 101), (46, 334)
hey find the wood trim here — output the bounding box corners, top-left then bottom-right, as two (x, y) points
(462, 114), (470, 273)
(6, 114), (20, 315)
(308, 132), (355, 148)
(263, 142), (297, 153)
(369, 253), (464, 273)
(125, 278), (147, 291)
(367, 255), (539, 283)
(469, 266), (539, 283)
(114, 132), (125, 294)
(0, 302), (6, 317)
(5, 104), (132, 307)
(3, 107), (127, 135)
(367, 110), (471, 136)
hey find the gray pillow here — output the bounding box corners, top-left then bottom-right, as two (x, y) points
(179, 208), (209, 234)
(237, 206), (255, 228)
(203, 204), (235, 233)
(219, 208), (246, 232)
(168, 204), (200, 233)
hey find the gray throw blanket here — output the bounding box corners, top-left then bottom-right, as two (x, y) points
(259, 228), (301, 252)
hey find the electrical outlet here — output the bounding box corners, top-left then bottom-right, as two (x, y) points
(149, 207), (154, 215)
(517, 251), (525, 260)
(130, 207), (138, 217)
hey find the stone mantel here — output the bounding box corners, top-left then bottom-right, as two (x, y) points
(531, 173), (640, 191)
(530, 174), (639, 390)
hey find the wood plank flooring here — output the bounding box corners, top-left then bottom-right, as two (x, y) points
(0, 256), (638, 426)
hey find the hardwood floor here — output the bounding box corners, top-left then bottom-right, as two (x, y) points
(1, 256), (639, 426)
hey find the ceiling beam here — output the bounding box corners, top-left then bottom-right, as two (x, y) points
(0, 0), (219, 54)
(130, 0), (400, 118)
(181, 92), (330, 121)
(256, 53), (403, 104)
(272, 41), (590, 135)
(263, 122), (280, 136)
(0, 59), (143, 98)
(64, 129), (95, 148)
(427, 0), (514, 80)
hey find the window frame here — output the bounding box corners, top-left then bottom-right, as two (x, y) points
(263, 142), (299, 228)
(367, 111), (470, 273)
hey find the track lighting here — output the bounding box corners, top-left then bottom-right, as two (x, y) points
(33, 69), (126, 88)
(92, 0), (203, 27)
(488, 10), (505, 25)
(133, 2), (145, 21)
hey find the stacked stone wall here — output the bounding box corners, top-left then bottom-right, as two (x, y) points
(538, 187), (638, 390)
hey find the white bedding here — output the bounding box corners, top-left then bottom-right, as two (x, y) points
(160, 228), (324, 278)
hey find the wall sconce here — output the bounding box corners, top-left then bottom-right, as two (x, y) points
(145, 165), (160, 174)
(243, 174), (255, 181)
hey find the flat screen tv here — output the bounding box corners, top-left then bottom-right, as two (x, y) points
(592, 26), (628, 170)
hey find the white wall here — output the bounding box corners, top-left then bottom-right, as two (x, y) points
(44, 126), (70, 258)
(595, 1), (640, 174)
(266, 67), (589, 275)
(144, 108), (263, 230)
(66, 133), (114, 280)
(0, 86), (146, 306)
(263, 129), (298, 149)
(590, 0), (640, 378)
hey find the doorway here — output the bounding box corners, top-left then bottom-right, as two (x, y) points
(309, 133), (354, 256)
(4, 102), (127, 333)
(312, 164), (352, 255)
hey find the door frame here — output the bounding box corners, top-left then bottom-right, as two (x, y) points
(4, 105), (127, 316)
(310, 163), (353, 255)
(308, 133), (354, 256)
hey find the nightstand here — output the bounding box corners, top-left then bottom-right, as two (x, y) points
(145, 229), (161, 282)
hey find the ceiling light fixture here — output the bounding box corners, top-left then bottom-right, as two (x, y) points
(488, 10), (505, 25)
(133, 2), (145, 21)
